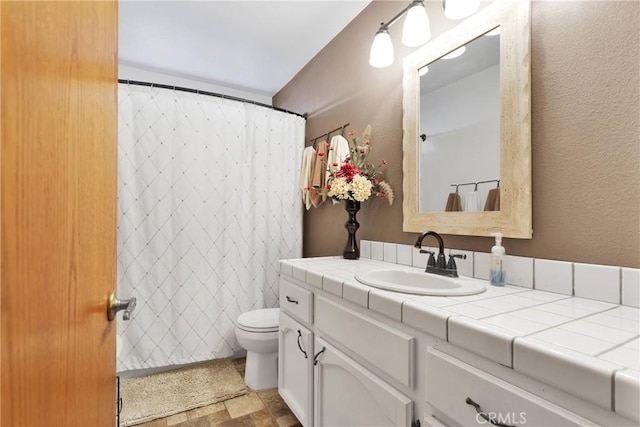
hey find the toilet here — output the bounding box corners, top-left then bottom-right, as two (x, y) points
(235, 308), (280, 390)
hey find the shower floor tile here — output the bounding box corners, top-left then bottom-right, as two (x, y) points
(134, 357), (301, 427)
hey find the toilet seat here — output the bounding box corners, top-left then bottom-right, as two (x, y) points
(236, 308), (279, 333)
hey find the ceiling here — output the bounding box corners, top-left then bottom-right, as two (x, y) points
(119, 1), (371, 98)
(420, 30), (500, 94)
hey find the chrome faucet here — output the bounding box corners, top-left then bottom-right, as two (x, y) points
(414, 230), (466, 277)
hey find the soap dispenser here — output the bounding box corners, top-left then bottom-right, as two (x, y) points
(490, 232), (506, 286)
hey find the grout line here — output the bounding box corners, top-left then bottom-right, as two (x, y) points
(610, 367), (624, 412)
(504, 303), (623, 341)
(477, 296), (572, 320)
(571, 262), (576, 296)
(619, 267), (623, 305)
(472, 251), (476, 279)
(445, 316), (451, 342)
(593, 334), (640, 358)
(532, 258), (536, 290)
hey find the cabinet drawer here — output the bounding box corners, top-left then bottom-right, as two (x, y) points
(426, 349), (595, 426)
(316, 296), (414, 388)
(280, 279), (313, 325)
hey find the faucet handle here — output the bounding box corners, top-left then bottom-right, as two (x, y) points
(446, 253), (467, 275)
(420, 249), (436, 267)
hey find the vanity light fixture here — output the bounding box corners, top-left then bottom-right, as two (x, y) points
(443, 0), (480, 20)
(402, 1), (431, 47)
(369, 0), (431, 68)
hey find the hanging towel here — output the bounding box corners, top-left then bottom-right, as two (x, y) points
(484, 188), (501, 211)
(445, 192), (462, 212)
(310, 140), (328, 208)
(465, 190), (481, 212)
(493, 188), (501, 210)
(326, 135), (351, 181)
(300, 146), (316, 210)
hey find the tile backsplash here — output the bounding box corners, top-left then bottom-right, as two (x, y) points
(359, 240), (640, 308)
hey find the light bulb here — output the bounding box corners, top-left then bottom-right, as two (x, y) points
(444, 0), (480, 20)
(442, 46), (466, 59)
(369, 29), (394, 68)
(402, 2), (431, 47)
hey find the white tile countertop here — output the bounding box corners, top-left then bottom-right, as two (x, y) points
(279, 256), (640, 422)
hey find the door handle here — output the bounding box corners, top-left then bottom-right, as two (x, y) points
(107, 292), (136, 321)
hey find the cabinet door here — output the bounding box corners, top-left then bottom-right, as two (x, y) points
(314, 338), (412, 427)
(279, 313), (313, 427)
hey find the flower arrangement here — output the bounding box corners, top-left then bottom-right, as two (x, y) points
(326, 125), (394, 205)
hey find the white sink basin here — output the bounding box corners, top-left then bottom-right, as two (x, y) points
(355, 269), (486, 296)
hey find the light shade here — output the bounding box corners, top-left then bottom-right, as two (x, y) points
(442, 45), (466, 59)
(444, 0), (480, 20)
(402, 2), (431, 47)
(369, 29), (394, 68)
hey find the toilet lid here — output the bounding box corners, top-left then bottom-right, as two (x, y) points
(237, 308), (279, 332)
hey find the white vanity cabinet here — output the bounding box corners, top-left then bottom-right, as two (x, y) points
(278, 259), (640, 427)
(313, 337), (413, 427)
(278, 272), (634, 427)
(278, 278), (414, 427)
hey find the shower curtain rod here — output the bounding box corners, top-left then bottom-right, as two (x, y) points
(118, 79), (307, 119)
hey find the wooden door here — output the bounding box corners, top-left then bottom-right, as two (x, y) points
(1, 1), (118, 426)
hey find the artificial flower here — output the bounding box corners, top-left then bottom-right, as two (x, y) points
(325, 125), (393, 205)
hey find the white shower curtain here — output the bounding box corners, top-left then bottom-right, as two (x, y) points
(116, 83), (304, 371)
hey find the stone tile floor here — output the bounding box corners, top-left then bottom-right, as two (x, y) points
(133, 358), (302, 427)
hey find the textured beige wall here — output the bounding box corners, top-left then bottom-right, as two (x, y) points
(274, 1), (640, 268)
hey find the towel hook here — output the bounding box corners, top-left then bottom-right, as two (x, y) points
(341, 125), (347, 136)
(474, 182), (478, 191)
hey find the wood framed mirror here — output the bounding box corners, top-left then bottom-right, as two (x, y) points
(402, 0), (532, 238)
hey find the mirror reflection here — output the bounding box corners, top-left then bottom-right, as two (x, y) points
(402, 0), (531, 238)
(418, 30), (500, 212)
